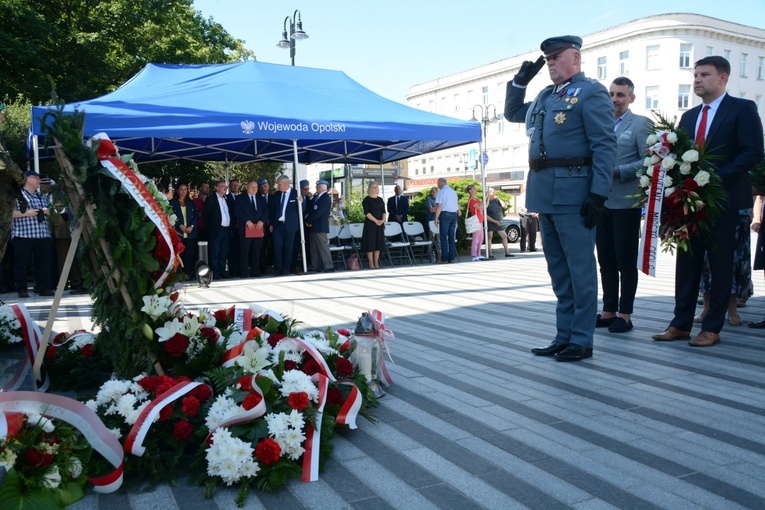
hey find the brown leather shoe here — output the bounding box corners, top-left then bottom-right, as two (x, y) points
(652, 327), (691, 341)
(689, 331), (720, 347)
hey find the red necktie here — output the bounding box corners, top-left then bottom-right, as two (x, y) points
(695, 105), (710, 146)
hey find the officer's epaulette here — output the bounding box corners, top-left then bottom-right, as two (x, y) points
(583, 77), (599, 84)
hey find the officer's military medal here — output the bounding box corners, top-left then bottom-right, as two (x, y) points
(554, 112), (566, 124)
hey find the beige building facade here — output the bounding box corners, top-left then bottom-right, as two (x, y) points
(404, 13), (765, 211)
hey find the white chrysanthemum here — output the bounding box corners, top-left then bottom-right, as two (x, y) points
(26, 413), (55, 433)
(140, 295), (174, 320)
(666, 132), (678, 143)
(639, 175), (651, 188)
(300, 331), (338, 357)
(204, 395), (239, 430)
(661, 155), (676, 170)
(116, 393), (138, 420)
(280, 370), (319, 401)
(206, 428), (260, 485)
(84, 400), (99, 412)
(234, 342), (272, 374)
(265, 412), (290, 437)
(68, 457), (83, 478)
(270, 338), (302, 365)
(42, 466), (62, 489)
(94, 379), (131, 405)
(226, 330), (246, 349)
(682, 149), (699, 162)
(664, 187), (675, 197)
(67, 332), (96, 352)
(278, 429), (306, 460)
(155, 318), (186, 342)
(694, 170), (711, 187)
(0, 448), (17, 470)
(679, 162), (692, 175)
(287, 409), (304, 430)
(663, 176), (673, 188)
(646, 133), (658, 145)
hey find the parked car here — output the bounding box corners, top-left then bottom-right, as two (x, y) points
(499, 217), (521, 243)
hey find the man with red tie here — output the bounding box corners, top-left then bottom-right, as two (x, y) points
(653, 56), (764, 347)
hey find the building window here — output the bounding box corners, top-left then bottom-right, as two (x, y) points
(414, 168), (419, 175)
(758, 57), (764, 80)
(679, 44), (692, 68)
(678, 85), (691, 109)
(430, 166), (434, 174)
(454, 93), (460, 113)
(497, 119), (505, 134)
(646, 45), (660, 70)
(723, 49), (731, 61)
(706, 45), (714, 57)
(619, 51), (629, 75)
(741, 53), (748, 77)
(756, 94), (762, 113)
(645, 86), (659, 110)
(597, 56), (607, 80)
(482, 86), (489, 105)
(446, 167), (451, 173)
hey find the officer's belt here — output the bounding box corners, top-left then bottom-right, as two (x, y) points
(529, 157), (592, 170)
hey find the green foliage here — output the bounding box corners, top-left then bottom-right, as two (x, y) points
(750, 159), (765, 196)
(0, 0), (254, 105)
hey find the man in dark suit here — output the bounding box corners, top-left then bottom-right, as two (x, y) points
(653, 56), (764, 347)
(203, 180), (232, 278)
(269, 175), (301, 276)
(304, 179), (334, 272)
(258, 178), (273, 274)
(595, 77), (653, 334)
(387, 185), (409, 227)
(236, 180), (267, 278)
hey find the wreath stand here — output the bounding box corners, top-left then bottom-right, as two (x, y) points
(31, 141), (163, 384)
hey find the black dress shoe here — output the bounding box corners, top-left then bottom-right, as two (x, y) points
(531, 343), (569, 356)
(596, 314), (617, 328)
(38, 290), (55, 297)
(608, 317), (633, 333)
(554, 344), (593, 362)
(18, 291), (29, 298)
(748, 318), (765, 329)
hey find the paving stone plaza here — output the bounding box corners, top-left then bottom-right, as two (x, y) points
(2, 245), (765, 509)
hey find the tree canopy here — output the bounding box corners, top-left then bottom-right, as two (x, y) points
(0, 0), (254, 104)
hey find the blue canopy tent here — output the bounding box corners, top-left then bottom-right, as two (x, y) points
(31, 61), (481, 272)
(31, 61), (480, 165)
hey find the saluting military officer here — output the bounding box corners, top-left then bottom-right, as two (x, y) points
(504, 35), (616, 362)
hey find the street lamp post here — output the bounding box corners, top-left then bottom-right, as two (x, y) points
(470, 104), (499, 259)
(276, 9), (309, 67)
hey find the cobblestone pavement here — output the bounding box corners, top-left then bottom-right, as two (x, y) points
(2, 245), (765, 509)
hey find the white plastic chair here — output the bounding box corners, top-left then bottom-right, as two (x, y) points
(327, 224), (347, 270)
(403, 221), (434, 264)
(383, 222), (413, 266)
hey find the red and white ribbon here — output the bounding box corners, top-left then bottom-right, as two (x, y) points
(302, 373), (328, 482)
(368, 309), (394, 386)
(230, 306), (253, 333)
(1, 304), (49, 392)
(0, 411), (24, 439)
(294, 338), (336, 382)
(334, 382), (361, 429)
(0, 391), (124, 493)
(638, 163), (667, 277)
(124, 380), (207, 456)
(96, 138), (177, 289)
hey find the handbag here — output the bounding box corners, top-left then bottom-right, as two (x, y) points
(464, 202), (481, 234)
(347, 253), (361, 270)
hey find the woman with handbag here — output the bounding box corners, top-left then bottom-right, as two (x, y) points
(466, 185), (485, 262)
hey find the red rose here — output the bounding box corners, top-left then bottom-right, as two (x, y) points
(81, 344), (95, 358)
(337, 328), (351, 337)
(237, 376), (254, 392)
(287, 391), (309, 411)
(213, 309), (228, 322)
(255, 438), (282, 464)
(181, 396), (201, 417)
(52, 332), (67, 345)
(267, 332), (286, 348)
(190, 384), (212, 401)
(169, 292), (180, 303)
(159, 406), (173, 422)
(155, 375), (177, 396)
(175, 376), (192, 384)
(301, 359), (320, 376)
(683, 177), (699, 192)
(283, 360), (298, 371)
(200, 326), (219, 344)
(44, 345), (58, 361)
(165, 333), (190, 358)
(242, 393), (263, 410)
(173, 420), (193, 441)
(335, 357), (353, 377)
(24, 448), (54, 468)
(327, 388), (344, 406)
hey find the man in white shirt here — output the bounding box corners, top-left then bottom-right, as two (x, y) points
(433, 178), (461, 263)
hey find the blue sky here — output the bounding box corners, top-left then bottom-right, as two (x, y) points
(193, 1), (765, 104)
